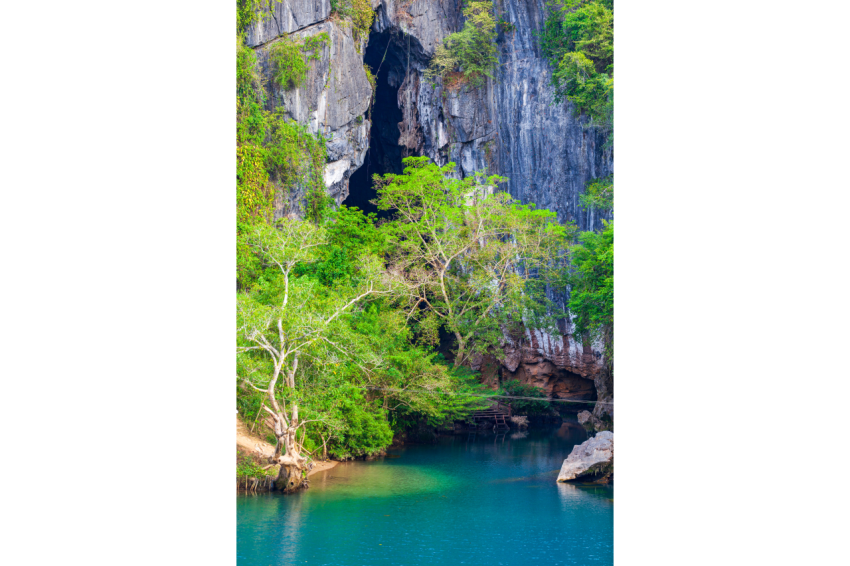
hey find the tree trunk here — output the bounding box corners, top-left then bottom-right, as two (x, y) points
(275, 450), (307, 491)
(453, 332), (465, 368)
(263, 402), (309, 492)
(274, 422), (308, 492)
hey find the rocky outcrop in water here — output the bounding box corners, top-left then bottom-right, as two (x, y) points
(557, 431), (613, 483)
(577, 409), (611, 432)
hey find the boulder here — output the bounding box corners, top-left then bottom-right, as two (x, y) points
(577, 409), (612, 432)
(557, 431), (614, 482)
(577, 410), (594, 425)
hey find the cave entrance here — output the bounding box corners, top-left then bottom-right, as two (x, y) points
(550, 370), (598, 404)
(343, 30), (413, 218)
(503, 364), (598, 412)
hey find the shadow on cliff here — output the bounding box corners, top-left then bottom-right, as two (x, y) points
(343, 30), (414, 217)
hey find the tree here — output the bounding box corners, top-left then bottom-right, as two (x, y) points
(568, 220), (613, 365)
(375, 156), (574, 368)
(236, 218), (391, 491)
(343, 302), (490, 427)
(539, 0), (614, 129)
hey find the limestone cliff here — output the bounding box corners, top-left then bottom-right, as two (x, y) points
(242, 0), (613, 418)
(245, 1), (373, 212)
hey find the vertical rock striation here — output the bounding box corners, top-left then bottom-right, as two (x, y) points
(246, 2), (374, 214)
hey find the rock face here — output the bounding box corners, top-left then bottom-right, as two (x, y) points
(557, 431), (614, 483)
(577, 409), (611, 432)
(501, 327), (603, 400)
(244, 0), (333, 47)
(246, 2), (373, 215)
(379, 0), (613, 230)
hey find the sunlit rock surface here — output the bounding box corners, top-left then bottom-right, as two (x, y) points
(557, 431), (613, 482)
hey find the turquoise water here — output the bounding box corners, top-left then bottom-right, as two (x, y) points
(237, 423), (613, 565)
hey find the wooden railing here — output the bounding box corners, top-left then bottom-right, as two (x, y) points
(494, 400), (512, 417)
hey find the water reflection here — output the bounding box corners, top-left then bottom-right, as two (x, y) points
(556, 481), (614, 507)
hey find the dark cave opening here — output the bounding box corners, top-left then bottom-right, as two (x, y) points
(343, 30), (412, 218)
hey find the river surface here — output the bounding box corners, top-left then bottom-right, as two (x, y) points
(237, 423), (613, 565)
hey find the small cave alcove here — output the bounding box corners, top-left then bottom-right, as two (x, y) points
(343, 30), (415, 218)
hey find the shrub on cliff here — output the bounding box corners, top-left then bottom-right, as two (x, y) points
(539, 0), (613, 130)
(425, 1), (499, 88)
(331, 0), (375, 44)
(568, 220), (614, 363)
(268, 32), (329, 90)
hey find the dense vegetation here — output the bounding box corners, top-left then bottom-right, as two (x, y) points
(539, 0), (613, 131)
(568, 220), (613, 363)
(425, 1), (499, 88)
(237, 32), (333, 286)
(236, 155), (580, 484)
(375, 157), (574, 366)
(331, 0), (374, 44)
(538, 1), (615, 363)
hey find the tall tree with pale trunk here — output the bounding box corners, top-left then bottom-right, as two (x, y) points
(236, 219), (390, 491)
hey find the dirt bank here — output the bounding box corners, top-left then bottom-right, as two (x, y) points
(236, 415), (337, 477)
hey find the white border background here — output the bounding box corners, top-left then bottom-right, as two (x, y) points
(3, 1), (849, 564)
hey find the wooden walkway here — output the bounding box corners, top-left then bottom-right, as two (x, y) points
(470, 402), (512, 429)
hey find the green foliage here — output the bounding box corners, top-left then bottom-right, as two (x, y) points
(539, 0), (613, 129)
(497, 16), (516, 34)
(425, 1), (499, 88)
(568, 220), (613, 361)
(269, 35), (307, 89)
(296, 205), (387, 287)
(325, 389), (394, 459)
(236, 36), (330, 285)
(236, 453), (276, 478)
(579, 175), (613, 212)
(497, 380), (552, 415)
(236, 383), (267, 426)
(237, 0), (268, 33)
(352, 306), (490, 431)
(236, 111), (328, 284)
(364, 64), (376, 116)
(331, 0), (375, 43)
(375, 156), (574, 367)
(268, 32), (329, 90)
(236, 36), (266, 145)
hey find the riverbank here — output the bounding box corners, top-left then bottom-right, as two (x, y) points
(309, 460), (337, 476)
(236, 416), (338, 487)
